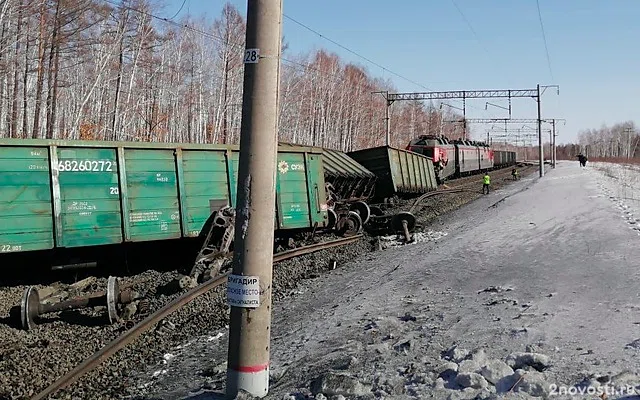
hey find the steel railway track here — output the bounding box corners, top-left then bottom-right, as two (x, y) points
(32, 234), (363, 400)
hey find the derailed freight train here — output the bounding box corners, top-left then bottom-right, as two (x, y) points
(406, 135), (516, 182)
(0, 138), (437, 270)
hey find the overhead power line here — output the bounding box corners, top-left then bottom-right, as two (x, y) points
(283, 14), (432, 92)
(449, 0), (491, 56)
(101, 0), (495, 121)
(99, 0), (384, 90)
(283, 13), (498, 117)
(535, 0), (555, 81)
(98, 0), (394, 97)
(168, 0), (188, 20)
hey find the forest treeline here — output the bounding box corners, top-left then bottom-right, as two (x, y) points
(556, 121), (639, 161)
(0, 0), (473, 151)
(0, 0), (634, 159)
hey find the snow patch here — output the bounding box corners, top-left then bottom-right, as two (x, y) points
(207, 332), (225, 342)
(380, 230), (448, 247)
(162, 353), (175, 364)
(594, 162), (640, 235)
(152, 369), (167, 378)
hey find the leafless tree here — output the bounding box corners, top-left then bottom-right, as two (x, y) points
(0, 1), (464, 152)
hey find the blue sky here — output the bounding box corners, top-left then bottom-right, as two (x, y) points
(162, 0), (639, 144)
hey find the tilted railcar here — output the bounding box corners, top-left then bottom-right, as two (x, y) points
(347, 146), (438, 200)
(0, 139), (330, 259)
(0, 137), (450, 272)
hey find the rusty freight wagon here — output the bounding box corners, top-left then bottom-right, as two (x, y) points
(347, 146), (438, 200)
(0, 139), (330, 264)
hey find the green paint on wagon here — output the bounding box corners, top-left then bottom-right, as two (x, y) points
(304, 153), (329, 227)
(56, 147), (122, 247)
(124, 149), (181, 241)
(276, 153), (312, 229)
(228, 151), (240, 208)
(181, 149), (230, 237)
(347, 146), (438, 199)
(0, 138), (330, 252)
(0, 146), (53, 252)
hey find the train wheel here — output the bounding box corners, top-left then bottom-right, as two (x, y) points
(107, 276), (120, 324)
(391, 211), (417, 233)
(336, 211), (363, 237)
(20, 287), (40, 331)
(349, 201), (371, 225)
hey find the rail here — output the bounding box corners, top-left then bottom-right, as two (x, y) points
(31, 234), (363, 400)
(438, 165), (533, 191)
(408, 189), (475, 214)
(408, 165), (536, 213)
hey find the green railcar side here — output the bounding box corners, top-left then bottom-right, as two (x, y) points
(0, 146), (53, 253)
(0, 139), (328, 255)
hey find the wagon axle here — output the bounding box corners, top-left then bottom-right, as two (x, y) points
(16, 276), (137, 331)
(391, 212), (417, 243)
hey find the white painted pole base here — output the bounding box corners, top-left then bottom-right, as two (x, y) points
(226, 367), (269, 398)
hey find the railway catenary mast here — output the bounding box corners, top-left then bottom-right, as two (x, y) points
(460, 118), (565, 167)
(226, 0), (283, 398)
(383, 86), (559, 177)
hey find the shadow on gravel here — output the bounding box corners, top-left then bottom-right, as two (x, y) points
(37, 310), (108, 327)
(0, 315), (12, 327)
(180, 392), (227, 400)
(127, 390), (229, 400)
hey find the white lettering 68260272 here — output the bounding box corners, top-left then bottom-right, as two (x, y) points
(58, 160), (114, 172)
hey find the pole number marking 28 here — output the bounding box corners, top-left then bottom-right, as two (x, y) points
(58, 160), (114, 172)
(244, 48), (259, 64)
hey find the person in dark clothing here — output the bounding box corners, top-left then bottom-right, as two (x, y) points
(576, 154), (587, 167)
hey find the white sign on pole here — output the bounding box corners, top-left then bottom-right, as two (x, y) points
(244, 48), (260, 64)
(227, 274), (260, 308)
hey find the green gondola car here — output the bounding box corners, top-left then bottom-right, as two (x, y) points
(0, 139), (328, 256)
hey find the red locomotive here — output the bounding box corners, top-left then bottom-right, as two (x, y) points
(407, 135), (512, 182)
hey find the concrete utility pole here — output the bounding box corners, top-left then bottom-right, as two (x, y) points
(549, 129), (553, 167)
(372, 90), (391, 146)
(226, 0), (282, 398)
(551, 119), (556, 168)
(536, 84), (544, 177)
(385, 94), (391, 146)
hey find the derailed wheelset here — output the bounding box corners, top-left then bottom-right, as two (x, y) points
(327, 209), (364, 236)
(366, 206), (417, 243)
(326, 195), (418, 242)
(14, 276), (139, 331)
